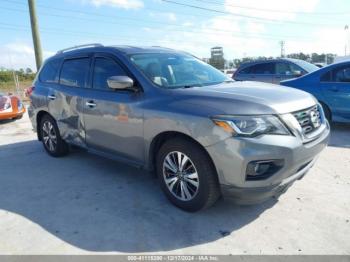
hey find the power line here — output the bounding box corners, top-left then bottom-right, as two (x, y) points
(3, 0), (346, 27)
(0, 20), (312, 46)
(0, 22), (289, 46)
(191, 0), (350, 16)
(0, 6), (315, 41)
(161, 0), (343, 27)
(0, 24), (181, 45)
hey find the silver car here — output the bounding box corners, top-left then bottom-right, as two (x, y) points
(233, 58), (319, 84)
(28, 44), (330, 212)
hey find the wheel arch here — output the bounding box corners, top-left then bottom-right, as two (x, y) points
(148, 131), (218, 177)
(319, 100), (332, 121)
(36, 110), (54, 141)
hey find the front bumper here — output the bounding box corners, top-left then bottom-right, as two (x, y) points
(0, 107), (26, 120)
(221, 158), (315, 204)
(205, 122), (330, 204)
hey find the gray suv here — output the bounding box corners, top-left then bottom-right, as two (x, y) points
(234, 58), (319, 84)
(29, 44), (330, 211)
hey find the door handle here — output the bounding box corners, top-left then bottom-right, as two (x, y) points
(86, 101), (97, 108)
(330, 86), (339, 92)
(48, 95), (56, 100)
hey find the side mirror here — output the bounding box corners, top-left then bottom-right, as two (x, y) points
(107, 76), (134, 90)
(293, 70), (303, 77)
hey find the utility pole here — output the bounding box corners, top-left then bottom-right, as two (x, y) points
(279, 41), (285, 58)
(28, 0), (43, 70)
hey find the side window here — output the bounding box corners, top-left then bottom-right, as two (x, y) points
(276, 62), (303, 75)
(59, 58), (90, 88)
(276, 62), (291, 75)
(239, 66), (252, 74)
(250, 63), (275, 74)
(39, 59), (61, 83)
(321, 71), (332, 82)
(93, 57), (128, 90)
(289, 63), (304, 74)
(333, 66), (350, 83)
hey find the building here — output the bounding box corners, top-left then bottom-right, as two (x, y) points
(211, 47), (224, 58)
(209, 47), (225, 70)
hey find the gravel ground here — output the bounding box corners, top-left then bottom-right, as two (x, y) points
(0, 113), (349, 255)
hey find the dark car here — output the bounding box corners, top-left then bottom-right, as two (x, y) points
(281, 61), (350, 123)
(28, 44), (329, 211)
(233, 58), (319, 84)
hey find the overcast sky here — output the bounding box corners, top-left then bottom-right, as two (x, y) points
(1, 0), (350, 70)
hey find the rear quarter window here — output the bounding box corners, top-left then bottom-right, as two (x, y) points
(39, 59), (61, 83)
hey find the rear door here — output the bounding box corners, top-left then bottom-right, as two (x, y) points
(50, 55), (91, 146)
(248, 62), (275, 83)
(320, 65), (350, 120)
(234, 65), (252, 81)
(82, 53), (144, 164)
(235, 63), (275, 83)
(34, 58), (61, 116)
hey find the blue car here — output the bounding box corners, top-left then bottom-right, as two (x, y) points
(281, 61), (350, 123)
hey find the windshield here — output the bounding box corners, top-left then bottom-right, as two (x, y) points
(129, 53), (231, 88)
(293, 59), (319, 73)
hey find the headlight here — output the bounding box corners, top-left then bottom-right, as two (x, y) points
(212, 115), (290, 137)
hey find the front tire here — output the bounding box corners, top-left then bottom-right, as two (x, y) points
(156, 138), (220, 212)
(40, 115), (69, 157)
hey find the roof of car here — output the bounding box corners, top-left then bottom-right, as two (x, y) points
(109, 45), (179, 54)
(52, 44), (182, 58)
(239, 58), (304, 67)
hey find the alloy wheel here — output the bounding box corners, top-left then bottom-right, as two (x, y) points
(42, 120), (57, 152)
(163, 151), (199, 201)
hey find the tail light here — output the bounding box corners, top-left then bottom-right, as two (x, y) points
(25, 86), (35, 97)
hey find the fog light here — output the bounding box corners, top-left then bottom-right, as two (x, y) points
(246, 160), (284, 181)
(254, 162), (270, 175)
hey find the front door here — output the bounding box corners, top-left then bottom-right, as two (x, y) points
(321, 65), (350, 121)
(275, 62), (304, 84)
(83, 54), (144, 164)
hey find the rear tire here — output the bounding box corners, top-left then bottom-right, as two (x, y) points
(156, 138), (220, 212)
(40, 114), (69, 157)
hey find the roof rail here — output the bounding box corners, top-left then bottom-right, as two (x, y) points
(56, 43), (103, 54)
(151, 46), (173, 49)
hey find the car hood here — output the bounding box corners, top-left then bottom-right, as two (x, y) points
(172, 81), (317, 115)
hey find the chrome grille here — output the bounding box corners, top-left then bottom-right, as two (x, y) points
(293, 105), (322, 135)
